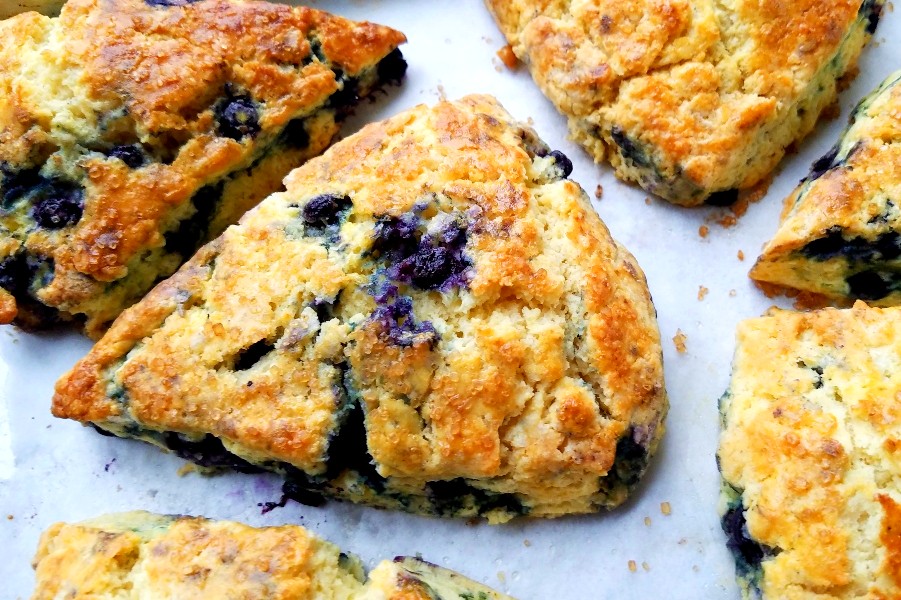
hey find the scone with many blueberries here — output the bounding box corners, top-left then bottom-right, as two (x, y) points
(52, 95), (668, 523)
(751, 70), (901, 305)
(486, 0), (883, 206)
(0, 0), (406, 336)
(718, 301), (901, 599)
(32, 511), (514, 599)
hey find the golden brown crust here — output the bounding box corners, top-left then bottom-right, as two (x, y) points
(486, 0), (880, 205)
(0, 0), (405, 334)
(53, 95), (667, 520)
(719, 302), (901, 598)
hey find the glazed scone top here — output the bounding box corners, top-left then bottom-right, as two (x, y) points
(487, 0), (877, 203)
(719, 302), (901, 598)
(53, 95), (667, 518)
(0, 0), (404, 328)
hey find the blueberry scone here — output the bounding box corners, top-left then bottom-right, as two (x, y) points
(751, 71), (901, 305)
(32, 511), (514, 599)
(52, 95), (667, 523)
(0, 0), (406, 336)
(486, 0), (883, 206)
(0, 0), (65, 19)
(718, 302), (901, 599)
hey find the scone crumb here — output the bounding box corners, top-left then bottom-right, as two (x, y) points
(729, 289), (737, 297)
(177, 463), (199, 477)
(436, 84), (447, 101)
(716, 214), (738, 228)
(697, 286), (708, 301)
(6, 514), (12, 520)
(642, 562), (650, 572)
(595, 184), (604, 200)
(660, 501), (672, 515)
(645, 197), (652, 205)
(699, 225), (709, 238)
(628, 560), (637, 572)
(672, 330), (687, 353)
(523, 539), (531, 547)
(644, 516), (652, 526)
(497, 572), (506, 584)
(737, 250), (745, 261)
(496, 44), (518, 69)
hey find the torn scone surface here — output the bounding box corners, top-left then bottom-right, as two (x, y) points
(0, 0), (406, 336)
(718, 302), (901, 599)
(31, 511), (515, 600)
(751, 70), (901, 305)
(486, 0), (883, 206)
(53, 95), (668, 523)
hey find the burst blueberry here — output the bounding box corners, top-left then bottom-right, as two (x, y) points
(302, 193), (353, 229)
(107, 145), (146, 168)
(549, 150), (573, 178)
(216, 89), (261, 140)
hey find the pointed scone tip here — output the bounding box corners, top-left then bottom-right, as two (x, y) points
(52, 94), (667, 522)
(0, 0), (406, 337)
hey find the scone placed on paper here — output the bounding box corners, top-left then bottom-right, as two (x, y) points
(718, 302), (901, 599)
(486, 0), (883, 206)
(32, 511), (514, 600)
(52, 95), (667, 523)
(0, 0), (65, 19)
(751, 71), (901, 305)
(0, 0), (406, 336)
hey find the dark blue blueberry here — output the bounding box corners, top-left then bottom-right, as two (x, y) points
(847, 270), (894, 301)
(376, 48), (407, 85)
(705, 189), (739, 207)
(426, 478), (526, 517)
(1, 165), (43, 207)
(372, 214), (420, 258)
(162, 433), (263, 473)
(280, 118), (310, 150)
(302, 193), (353, 230)
(328, 73), (360, 113)
(215, 88), (261, 140)
(107, 145), (146, 168)
(800, 227), (901, 263)
(721, 505), (772, 573)
(234, 339), (274, 371)
(875, 231), (901, 260)
(864, 0), (883, 34)
(800, 227), (857, 261)
(396, 245), (456, 290)
(610, 126), (649, 168)
(0, 253), (29, 296)
(32, 181), (84, 229)
(806, 143), (841, 182)
(610, 427), (648, 487)
(549, 149), (573, 178)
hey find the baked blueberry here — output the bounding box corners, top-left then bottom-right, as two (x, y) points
(215, 89), (261, 140)
(31, 181), (84, 229)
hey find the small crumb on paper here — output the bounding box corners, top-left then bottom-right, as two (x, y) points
(523, 539), (531, 547)
(496, 44), (518, 69)
(737, 249), (745, 261)
(698, 225), (709, 238)
(595, 184), (603, 200)
(177, 463), (198, 477)
(642, 562), (650, 572)
(644, 197), (652, 205)
(661, 501), (672, 516)
(497, 572), (506, 584)
(672, 330), (687, 353)
(644, 516), (652, 526)
(628, 560), (637, 572)
(729, 289), (737, 297)
(697, 286), (708, 301)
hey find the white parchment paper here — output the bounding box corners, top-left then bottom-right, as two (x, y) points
(2, 1), (900, 598)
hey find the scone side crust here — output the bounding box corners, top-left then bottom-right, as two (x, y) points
(486, 0), (882, 205)
(750, 69), (901, 305)
(0, 0), (405, 334)
(718, 302), (901, 598)
(53, 94), (667, 521)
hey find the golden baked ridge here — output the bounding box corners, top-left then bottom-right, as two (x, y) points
(32, 511), (514, 599)
(486, 0), (883, 206)
(751, 70), (901, 305)
(0, 0), (406, 336)
(52, 95), (667, 522)
(718, 302), (901, 599)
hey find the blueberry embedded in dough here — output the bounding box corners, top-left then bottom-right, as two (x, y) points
(106, 145), (147, 169)
(548, 149), (573, 179)
(31, 179), (84, 229)
(302, 193), (354, 231)
(214, 86), (261, 141)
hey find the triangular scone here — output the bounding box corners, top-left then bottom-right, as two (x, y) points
(0, 0), (406, 336)
(486, 0), (883, 206)
(718, 302), (901, 599)
(32, 511), (514, 599)
(52, 95), (667, 523)
(751, 71), (901, 305)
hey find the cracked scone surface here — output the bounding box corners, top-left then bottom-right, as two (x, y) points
(52, 95), (667, 522)
(718, 302), (901, 599)
(486, 0), (882, 206)
(751, 71), (901, 305)
(31, 511), (514, 600)
(0, 0), (405, 336)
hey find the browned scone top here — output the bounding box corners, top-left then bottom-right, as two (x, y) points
(719, 302), (901, 598)
(32, 511), (514, 599)
(53, 95), (667, 522)
(486, 0), (882, 205)
(0, 0), (405, 335)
